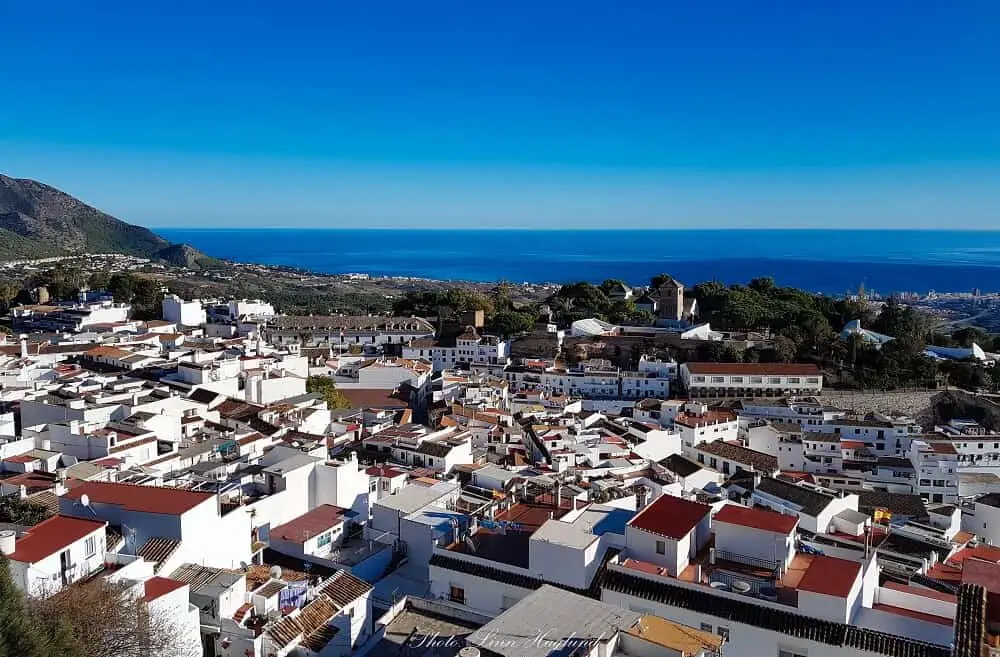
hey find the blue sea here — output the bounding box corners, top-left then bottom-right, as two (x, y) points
(157, 229), (1000, 296)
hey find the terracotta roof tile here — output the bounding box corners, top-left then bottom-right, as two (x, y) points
(685, 362), (821, 376)
(144, 576), (187, 602)
(797, 555), (861, 598)
(628, 494), (711, 540)
(271, 505), (346, 545)
(714, 503), (798, 535)
(64, 481), (213, 516)
(8, 515), (106, 563)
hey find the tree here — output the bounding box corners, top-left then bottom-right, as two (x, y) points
(0, 495), (52, 526)
(769, 336), (797, 363)
(107, 273), (136, 304)
(650, 273), (675, 289)
(488, 310), (535, 337)
(748, 277), (776, 293)
(30, 577), (194, 657)
(0, 280), (19, 313)
(306, 375), (353, 410)
(952, 326), (988, 348)
(598, 279), (628, 295)
(0, 557), (76, 657)
(695, 341), (725, 362)
(442, 288), (494, 317)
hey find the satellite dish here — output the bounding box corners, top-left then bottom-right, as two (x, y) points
(80, 494), (90, 507)
(239, 561), (249, 572)
(269, 565), (282, 580)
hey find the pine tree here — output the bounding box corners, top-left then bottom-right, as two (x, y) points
(0, 557), (79, 657)
(0, 556), (41, 657)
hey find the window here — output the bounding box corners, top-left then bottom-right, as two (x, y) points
(717, 627), (730, 641)
(449, 585), (465, 604)
(710, 376), (725, 383)
(317, 532), (332, 547)
(84, 536), (96, 558)
(778, 650), (807, 657)
(769, 377), (782, 384)
(700, 623), (713, 633)
(788, 377), (800, 384)
(751, 376), (763, 384)
(731, 376), (744, 383)
(655, 540), (666, 555)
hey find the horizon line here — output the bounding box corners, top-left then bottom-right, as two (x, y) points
(150, 226), (1000, 233)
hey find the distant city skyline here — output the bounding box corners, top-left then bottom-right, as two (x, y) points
(3, 1), (999, 230)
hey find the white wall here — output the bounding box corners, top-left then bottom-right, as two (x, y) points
(603, 585), (882, 657)
(429, 563), (534, 616)
(713, 521), (793, 570)
(625, 526), (687, 576)
(528, 534), (598, 590)
(815, 494), (860, 535)
(12, 525), (106, 595)
(147, 582), (203, 657)
(971, 502), (1000, 545)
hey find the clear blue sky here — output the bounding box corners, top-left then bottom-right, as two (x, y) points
(2, 1), (999, 229)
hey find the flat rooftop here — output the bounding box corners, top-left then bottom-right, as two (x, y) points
(366, 606), (482, 657)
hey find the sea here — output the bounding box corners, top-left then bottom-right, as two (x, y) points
(156, 229), (1000, 296)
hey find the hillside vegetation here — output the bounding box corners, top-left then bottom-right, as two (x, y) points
(0, 173), (217, 268)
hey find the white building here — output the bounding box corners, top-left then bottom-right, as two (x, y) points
(403, 326), (509, 372)
(162, 294), (207, 327)
(736, 397), (846, 428)
(1, 515), (107, 594)
(681, 362), (823, 397)
(60, 481), (252, 570)
(264, 315), (434, 349)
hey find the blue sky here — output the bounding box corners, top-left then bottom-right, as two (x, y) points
(2, 1), (999, 229)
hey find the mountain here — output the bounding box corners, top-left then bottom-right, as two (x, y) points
(0, 174), (219, 267)
(154, 243), (225, 270)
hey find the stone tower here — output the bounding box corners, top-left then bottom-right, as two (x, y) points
(655, 277), (684, 321)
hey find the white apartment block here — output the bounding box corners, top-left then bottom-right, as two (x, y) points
(264, 315), (434, 349)
(681, 362), (823, 397)
(736, 396), (846, 427)
(162, 294), (207, 327)
(504, 358), (674, 400)
(811, 415), (923, 457)
(403, 326), (509, 372)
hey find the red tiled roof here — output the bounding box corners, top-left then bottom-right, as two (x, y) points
(339, 388), (409, 409)
(713, 504), (798, 535)
(8, 515), (106, 563)
(685, 362), (821, 375)
(840, 440), (865, 449)
(108, 435), (157, 455)
(929, 442), (958, 455)
(270, 505), (346, 544)
(366, 465), (406, 478)
(797, 555), (861, 598)
(64, 481), (213, 516)
(3, 454), (38, 464)
(0, 471), (57, 493)
(883, 580), (957, 603)
(963, 558), (1000, 594)
(143, 576), (188, 602)
(628, 494), (711, 540)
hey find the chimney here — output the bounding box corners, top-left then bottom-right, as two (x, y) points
(19, 334), (28, 358)
(0, 530), (15, 556)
